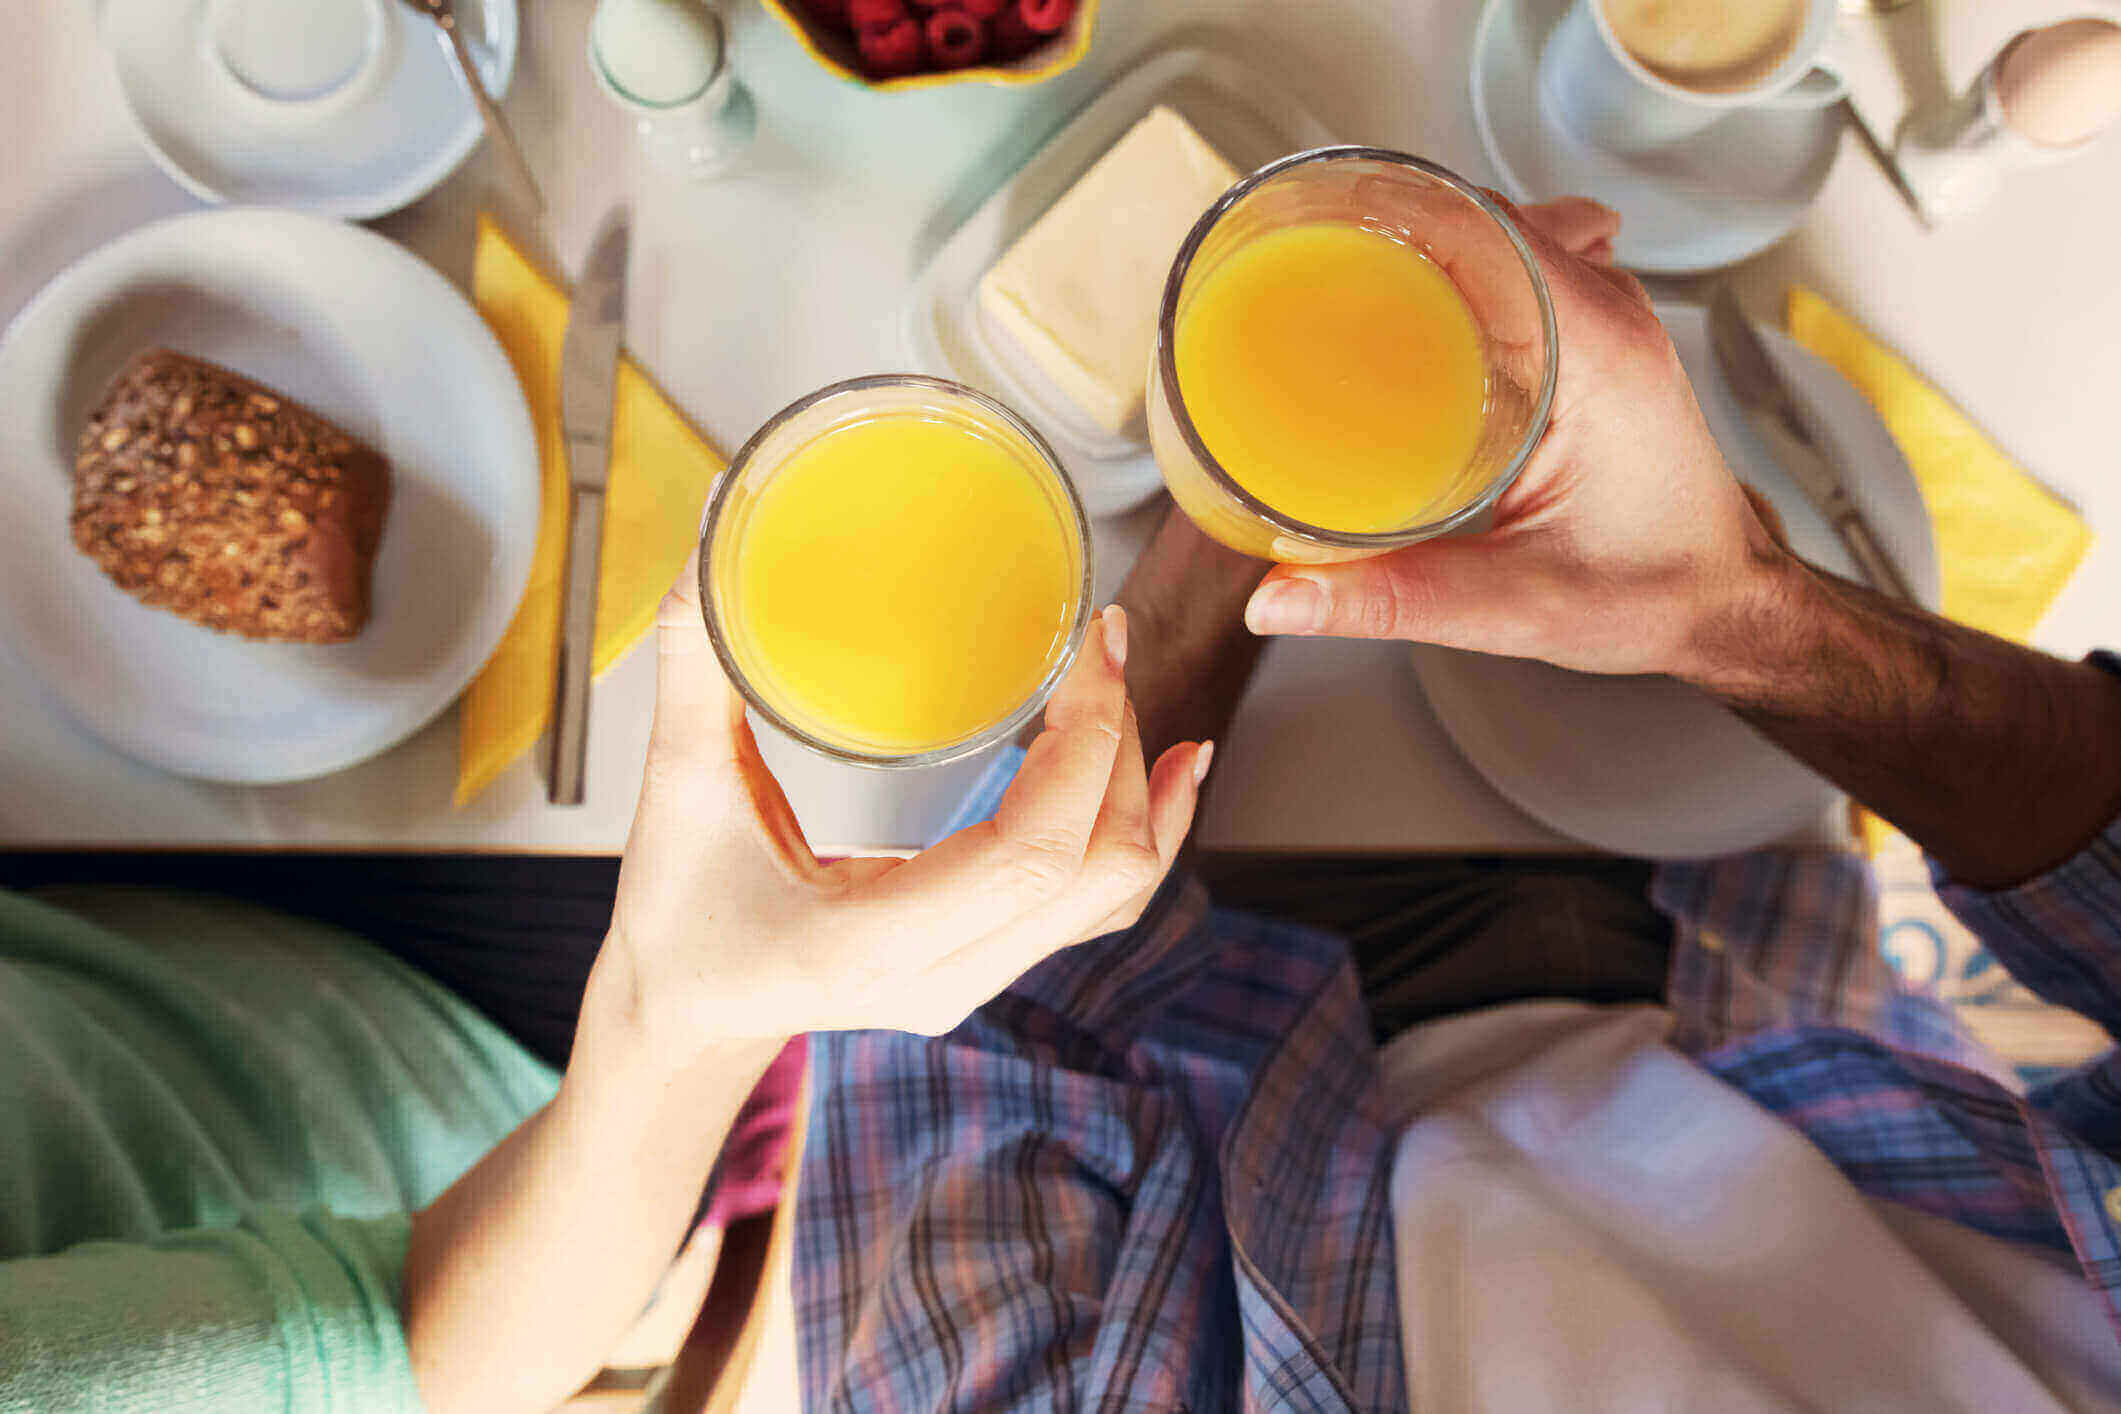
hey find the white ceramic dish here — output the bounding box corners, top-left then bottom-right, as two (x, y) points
(99, 0), (518, 220)
(1410, 302), (1940, 859)
(1470, 0), (1842, 275)
(0, 208), (540, 785)
(901, 45), (1334, 519)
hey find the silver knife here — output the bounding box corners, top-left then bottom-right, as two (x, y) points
(548, 208), (630, 805)
(1707, 287), (1917, 604)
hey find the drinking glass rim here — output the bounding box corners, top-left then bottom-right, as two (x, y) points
(1154, 145), (1560, 551)
(697, 373), (1096, 771)
(586, 7), (728, 112)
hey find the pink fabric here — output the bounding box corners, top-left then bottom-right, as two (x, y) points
(701, 1035), (807, 1229)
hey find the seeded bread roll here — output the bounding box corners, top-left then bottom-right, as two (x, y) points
(70, 350), (391, 644)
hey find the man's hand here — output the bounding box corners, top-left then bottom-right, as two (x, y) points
(1240, 197), (2121, 888)
(1243, 197), (1782, 681)
(599, 555), (1210, 1064)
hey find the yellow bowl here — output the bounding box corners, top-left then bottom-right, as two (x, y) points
(757, 0), (1097, 92)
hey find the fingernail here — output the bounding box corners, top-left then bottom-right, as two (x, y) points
(1192, 740), (1215, 787)
(1245, 577), (1324, 635)
(1102, 605), (1128, 671)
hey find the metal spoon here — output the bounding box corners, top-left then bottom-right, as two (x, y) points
(403, 0), (544, 218)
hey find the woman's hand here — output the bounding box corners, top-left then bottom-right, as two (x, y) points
(594, 556), (1211, 1065)
(410, 560), (1208, 1414)
(1243, 197), (1786, 680)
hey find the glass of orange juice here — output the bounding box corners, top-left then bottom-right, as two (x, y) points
(700, 375), (1093, 767)
(1149, 147), (1558, 563)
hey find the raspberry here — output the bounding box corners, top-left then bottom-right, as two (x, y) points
(803, 0), (852, 28)
(848, 0), (907, 31)
(1017, 0), (1074, 34)
(924, 7), (986, 66)
(856, 15), (924, 75)
(989, 0), (1042, 55)
(959, 0), (1006, 17)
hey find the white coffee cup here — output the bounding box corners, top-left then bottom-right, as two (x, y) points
(1539, 0), (1846, 154)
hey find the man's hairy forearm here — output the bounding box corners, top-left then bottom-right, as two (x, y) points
(1680, 550), (2121, 889)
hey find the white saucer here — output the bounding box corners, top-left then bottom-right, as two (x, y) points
(1410, 303), (1940, 859)
(99, 0), (518, 220)
(0, 208), (540, 784)
(1470, 0), (1842, 274)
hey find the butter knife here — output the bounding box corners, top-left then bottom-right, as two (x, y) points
(1707, 287), (1917, 604)
(548, 209), (630, 805)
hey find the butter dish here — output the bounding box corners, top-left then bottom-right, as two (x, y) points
(976, 106), (1240, 441)
(902, 45), (1332, 518)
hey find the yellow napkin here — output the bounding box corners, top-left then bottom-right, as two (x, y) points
(1786, 287), (2091, 643)
(456, 216), (725, 806)
(1785, 287), (2092, 852)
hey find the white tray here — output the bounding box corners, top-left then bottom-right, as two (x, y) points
(901, 45), (1334, 519)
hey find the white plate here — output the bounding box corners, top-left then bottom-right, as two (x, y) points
(1470, 0), (1841, 275)
(901, 45), (1334, 519)
(0, 208), (539, 785)
(1411, 303), (1940, 859)
(99, 0), (517, 220)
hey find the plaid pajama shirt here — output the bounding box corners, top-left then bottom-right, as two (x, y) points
(796, 773), (2121, 1411)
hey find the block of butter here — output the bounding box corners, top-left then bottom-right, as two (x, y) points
(977, 106), (1241, 438)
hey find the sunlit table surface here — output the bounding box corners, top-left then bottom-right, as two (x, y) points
(2, 0), (2114, 854)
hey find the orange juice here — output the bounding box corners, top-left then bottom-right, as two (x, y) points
(1173, 220), (1488, 533)
(731, 412), (1080, 753)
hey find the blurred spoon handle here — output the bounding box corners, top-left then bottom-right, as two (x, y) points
(427, 2), (544, 218)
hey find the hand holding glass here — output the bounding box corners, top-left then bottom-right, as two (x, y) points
(1149, 147), (1557, 564)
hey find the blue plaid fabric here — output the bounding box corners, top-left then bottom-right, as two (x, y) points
(796, 762), (2121, 1410)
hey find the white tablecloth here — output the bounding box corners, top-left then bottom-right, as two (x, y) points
(2, 0), (2113, 853)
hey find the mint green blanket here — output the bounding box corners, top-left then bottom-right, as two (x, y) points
(0, 887), (558, 1411)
